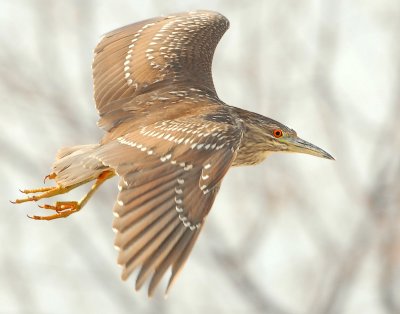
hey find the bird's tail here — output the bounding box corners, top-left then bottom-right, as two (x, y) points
(51, 144), (109, 187)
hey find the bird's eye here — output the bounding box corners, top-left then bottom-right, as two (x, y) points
(273, 129), (283, 138)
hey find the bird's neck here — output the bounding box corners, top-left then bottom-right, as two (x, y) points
(232, 114), (274, 166)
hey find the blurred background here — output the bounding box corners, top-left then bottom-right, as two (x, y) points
(1, 0), (400, 313)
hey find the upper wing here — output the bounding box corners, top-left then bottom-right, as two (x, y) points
(92, 10), (229, 119)
(89, 116), (242, 296)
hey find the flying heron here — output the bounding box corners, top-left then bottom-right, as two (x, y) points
(12, 10), (334, 296)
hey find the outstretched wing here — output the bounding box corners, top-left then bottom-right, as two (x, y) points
(92, 10), (229, 123)
(90, 116), (242, 296)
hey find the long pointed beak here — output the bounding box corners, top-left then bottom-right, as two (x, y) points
(284, 137), (334, 160)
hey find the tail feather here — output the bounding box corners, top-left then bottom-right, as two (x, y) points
(52, 144), (109, 187)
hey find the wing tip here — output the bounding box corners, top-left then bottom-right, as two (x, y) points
(188, 10), (229, 28)
(121, 268), (129, 281)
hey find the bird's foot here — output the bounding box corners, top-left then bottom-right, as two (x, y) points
(29, 201), (81, 220)
(11, 183), (71, 204)
(11, 173), (82, 219)
(12, 170), (114, 221)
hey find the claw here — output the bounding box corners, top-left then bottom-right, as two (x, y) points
(27, 214), (43, 220)
(43, 173), (57, 184)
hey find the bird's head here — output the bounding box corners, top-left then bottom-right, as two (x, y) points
(257, 117), (334, 160)
(239, 113), (334, 162)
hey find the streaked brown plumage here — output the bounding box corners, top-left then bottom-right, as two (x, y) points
(13, 10), (333, 296)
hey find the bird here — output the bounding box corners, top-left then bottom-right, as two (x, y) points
(12, 10), (334, 296)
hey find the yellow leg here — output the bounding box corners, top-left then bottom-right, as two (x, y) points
(12, 170), (115, 221)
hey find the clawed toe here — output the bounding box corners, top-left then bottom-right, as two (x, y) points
(12, 184), (76, 205)
(19, 186), (54, 194)
(43, 173), (57, 184)
(38, 201), (79, 212)
(29, 202), (81, 220)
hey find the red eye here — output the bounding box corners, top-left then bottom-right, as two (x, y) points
(273, 129), (283, 138)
